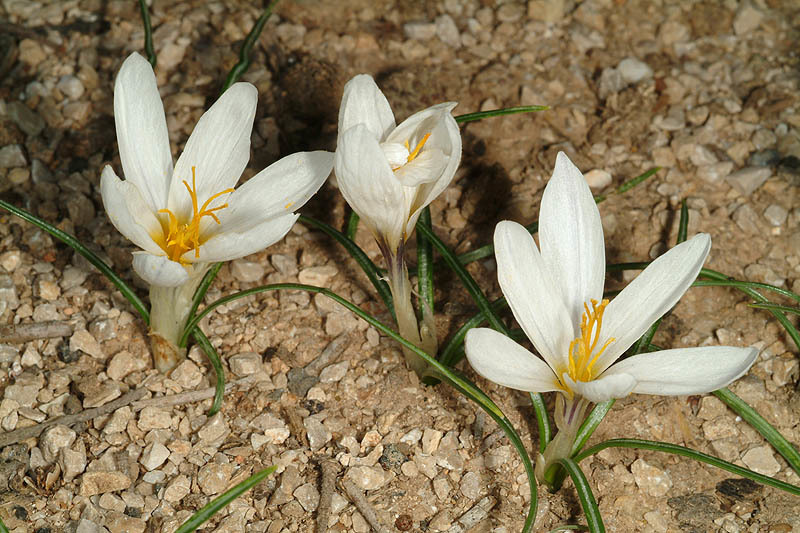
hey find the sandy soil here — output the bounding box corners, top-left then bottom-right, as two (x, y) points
(1, 0), (799, 532)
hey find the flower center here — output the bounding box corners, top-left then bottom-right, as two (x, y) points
(389, 133), (431, 171)
(156, 166), (234, 264)
(565, 298), (615, 385)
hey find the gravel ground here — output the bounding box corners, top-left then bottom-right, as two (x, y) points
(1, 0), (800, 532)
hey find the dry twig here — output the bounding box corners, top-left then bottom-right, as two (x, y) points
(0, 321), (73, 343)
(342, 479), (391, 533)
(316, 458), (341, 533)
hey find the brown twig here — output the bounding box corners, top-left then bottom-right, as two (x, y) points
(316, 458), (341, 533)
(342, 479), (391, 533)
(0, 388), (147, 448)
(130, 375), (260, 410)
(0, 321), (73, 343)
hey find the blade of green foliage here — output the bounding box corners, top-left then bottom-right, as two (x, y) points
(531, 392), (552, 453)
(574, 439), (800, 496)
(181, 262), (224, 348)
(221, 0), (279, 93)
(557, 458), (605, 533)
(299, 214), (394, 317)
(345, 211), (360, 240)
(175, 465), (277, 533)
(693, 279), (800, 305)
(676, 200), (689, 244)
(417, 207), (435, 320)
(190, 327), (226, 416)
(137, 0), (156, 67)
(714, 387), (800, 476)
(749, 302), (800, 314)
(454, 105), (548, 124)
(456, 168), (659, 265)
(0, 200), (150, 322)
(186, 282), (539, 533)
(0, 516), (9, 533)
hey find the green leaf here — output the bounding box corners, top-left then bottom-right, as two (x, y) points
(0, 515), (9, 533)
(0, 200), (150, 323)
(454, 105), (548, 124)
(180, 262), (224, 348)
(531, 392), (552, 453)
(299, 214), (394, 318)
(677, 200), (689, 244)
(749, 302), (800, 314)
(574, 439), (800, 496)
(557, 458), (605, 533)
(346, 211), (360, 240)
(220, 0), (279, 93)
(714, 387), (800, 476)
(571, 400), (614, 457)
(190, 327), (226, 416)
(174, 465), (277, 533)
(137, 0), (156, 67)
(417, 207), (435, 319)
(185, 282), (539, 533)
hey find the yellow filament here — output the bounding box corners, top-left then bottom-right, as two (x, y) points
(566, 299), (615, 384)
(157, 166), (235, 263)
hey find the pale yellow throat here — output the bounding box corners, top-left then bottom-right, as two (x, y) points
(559, 298), (616, 394)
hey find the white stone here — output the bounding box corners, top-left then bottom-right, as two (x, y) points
(298, 265), (338, 286)
(435, 14), (461, 48)
(229, 352), (263, 376)
(346, 465), (388, 490)
(57, 75), (85, 100)
(734, 5), (763, 35)
(404, 22), (436, 41)
(70, 329), (105, 359)
(41, 424), (77, 463)
(140, 442), (170, 471)
(319, 360), (349, 383)
(584, 169), (612, 189)
(726, 166), (772, 196)
(741, 446), (780, 476)
(618, 57), (653, 84)
(630, 458), (672, 497)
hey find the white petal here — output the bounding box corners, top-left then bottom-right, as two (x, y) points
(194, 214), (298, 263)
(394, 102), (462, 236)
(594, 233), (711, 373)
(602, 346), (758, 396)
(338, 74), (395, 141)
(494, 221), (575, 372)
(100, 166), (164, 255)
(132, 252), (189, 287)
(565, 372), (637, 403)
(113, 52), (173, 211)
(220, 151), (333, 234)
(169, 83), (257, 220)
(334, 124), (407, 249)
(381, 142), (410, 169)
(394, 149), (447, 187)
(465, 328), (560, 393)
(539, 152), (605, 326)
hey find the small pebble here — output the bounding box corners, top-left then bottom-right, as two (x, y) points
(618, 57), (653, 84)
(584, 169), (612, 189)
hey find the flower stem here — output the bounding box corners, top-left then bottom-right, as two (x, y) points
(537, 395), (590, 490)
(149, 265), (209, 373)
(384, 243), (429, 376)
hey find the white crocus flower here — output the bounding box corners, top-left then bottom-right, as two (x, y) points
(465, 152), (757, 481)
(335, 74), (461, 254)
(334, 74), (462, 374)
(101, 52), (333, 372)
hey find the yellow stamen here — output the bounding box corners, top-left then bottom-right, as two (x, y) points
(406, 133), (431, 163)
(156, 166), (235, 264)
(284, 201), (295, 210)
(563, 299), (615, 387)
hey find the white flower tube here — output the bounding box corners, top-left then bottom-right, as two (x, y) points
(334, 74), (462, 374)
(101, 52), (333, 372)
(464, 152), (757, 482)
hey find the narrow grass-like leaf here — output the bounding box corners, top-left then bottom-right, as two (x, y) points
(137, 0), (156, 67)
(575, 439), (800, 496)
(571, 400), (614, 457)
(714, 387), (800, 476)
(186, 282), (539, 533)
(180, 262), (224, 348)
(299, 214), (394, 317)
(693, 279), (800, 305)
(454, 105), (548, 123)
(175, 465), (277, 533)
(557, 458), (605, 533)
(346, 211), (360, 240)
(415, 221), (507, 334)
(531, 392), (552, 453)
(677, 200), (689, 244)
(0, 516), (9, 533)
(221, 0), (279, 93)
(417, 207), (435, 319)
(749, 302), (800, 314)
(190, 327), (225, 416)
(0, 200), (149, 322)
